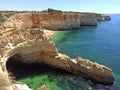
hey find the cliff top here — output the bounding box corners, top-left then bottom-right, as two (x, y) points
(0, 9), (103, 24)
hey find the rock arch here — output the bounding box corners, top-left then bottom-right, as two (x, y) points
(0, 28), (59, 90)
(0, 28), (114, 88)
(0, 28), (57, 70)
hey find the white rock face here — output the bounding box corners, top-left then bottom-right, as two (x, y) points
(0, 65), (3, 73)
(3, 13), (33, 29)
(12, 84), (33, 90)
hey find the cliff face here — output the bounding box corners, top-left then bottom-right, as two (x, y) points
(32, 13), (81, 30)
(3, 12), (111, 30)
(79, 14), (97, 26)
(3, 13), (81, 30)
(96, 14), (111, 21)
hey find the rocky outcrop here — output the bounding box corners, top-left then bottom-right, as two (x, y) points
(12, 84), (33, 90)
(0, 27), (114, 90)
(43, 53), (114, 85)
(3, 12), (111, 30)
(0, 28), (57, 90)
(38, 85), (50, 90)
(104, 15), (111, 20)
(96, 14), (111, 21)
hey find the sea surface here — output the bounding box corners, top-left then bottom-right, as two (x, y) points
(7, 14), (120, 90)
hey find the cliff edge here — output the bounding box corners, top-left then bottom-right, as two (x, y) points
(2, 12), (111, 30)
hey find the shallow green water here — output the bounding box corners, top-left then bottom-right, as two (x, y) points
(51, 14), (120, 90)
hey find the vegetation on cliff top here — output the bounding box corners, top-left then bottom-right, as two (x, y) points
(0, 8), (99, 15)
(42, 8), (63, 13)
(41, 8), (98, 14)
(0, 8), (100, 24)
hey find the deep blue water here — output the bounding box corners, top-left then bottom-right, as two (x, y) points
(52, 14), (120, 90)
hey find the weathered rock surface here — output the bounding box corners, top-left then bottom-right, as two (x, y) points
(0, 27), (114, 90)
(3, 12), (111, 30)
(3, 13), (33, 29)
(96, 14), (111, 21)
(3, 12), (81, 30)
(12, 84), (33, 90)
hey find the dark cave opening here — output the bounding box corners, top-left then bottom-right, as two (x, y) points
(6, 55), (71, 81)
(6, 55), (73, 90)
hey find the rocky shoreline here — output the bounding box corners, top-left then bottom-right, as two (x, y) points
(0, 12), (114, 90)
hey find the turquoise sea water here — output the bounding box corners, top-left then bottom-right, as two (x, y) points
(51, 14), (120, 90)
(7, 14), (120, 90)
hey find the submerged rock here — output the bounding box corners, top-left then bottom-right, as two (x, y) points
(37, 85), (50, 90)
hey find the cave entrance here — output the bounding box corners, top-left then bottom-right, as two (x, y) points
(5, 55), (87, 90)
(6, 54), (70, 81)
(6, 54), (54, 80)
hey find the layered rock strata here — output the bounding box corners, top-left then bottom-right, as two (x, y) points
(3, 12), (111, 30)
(79, 14), (97, 26)
(0, 28), (114, 90)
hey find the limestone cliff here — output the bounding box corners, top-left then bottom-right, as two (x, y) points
(0, 27), (114, 90)
(79, 14), (97, 26)
(3, 12), (111, 30)
(3, 12), (81, 30)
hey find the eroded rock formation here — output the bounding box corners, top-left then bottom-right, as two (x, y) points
(0, 27), (114, 90)
(96, 14), (111, 21)
(3, 13), (81, 30)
